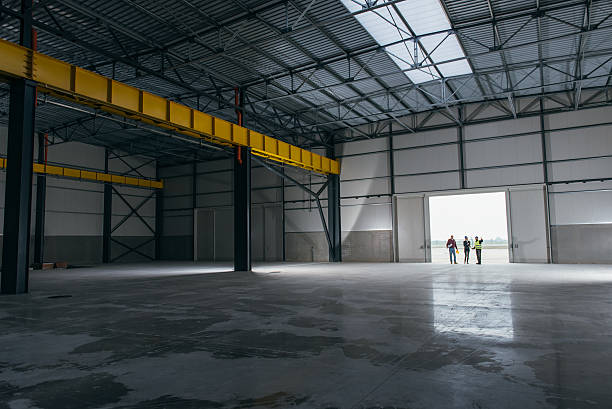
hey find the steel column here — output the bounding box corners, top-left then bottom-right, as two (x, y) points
(458, 108), (466, 189)
(540, 99), (553, 263)
(234, 146), (251, 271)
(33, 132), (46, 267)
(155, 161), (163, 260)
(389, 123), (395, 196)
(327, 146), (341, 262)
(1, 0), (36, 294)
(102, 149), (112, 263)
(192, 160), (197, 260)
(281, 174), (286, 262)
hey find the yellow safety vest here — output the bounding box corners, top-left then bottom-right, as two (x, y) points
(475, 240), (482, 250)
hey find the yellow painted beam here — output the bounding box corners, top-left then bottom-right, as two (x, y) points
(0, 39), (340, 175)
(0, 158), (163, 189)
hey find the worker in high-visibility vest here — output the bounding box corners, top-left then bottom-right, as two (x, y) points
(473, 236), (483, 264)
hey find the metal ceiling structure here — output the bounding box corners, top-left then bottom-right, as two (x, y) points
(0, 0), (611, 164)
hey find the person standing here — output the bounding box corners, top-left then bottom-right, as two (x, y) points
(463, 236), (471, 264)
(473, 236), (483, 264)
(446, 235), (458, 264)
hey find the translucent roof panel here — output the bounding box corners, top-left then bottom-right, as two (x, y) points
(340, 0), (472, 83)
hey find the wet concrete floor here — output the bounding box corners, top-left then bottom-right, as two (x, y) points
(1, 261), (612, 408)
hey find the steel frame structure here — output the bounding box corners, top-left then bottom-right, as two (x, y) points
(0, 0), (608, 156)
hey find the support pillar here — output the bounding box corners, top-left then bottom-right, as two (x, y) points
(1, 0), (36, 294)
(234, 147), (251, 271)
(327, 146), (341, 262)
(155, 161), (163, 260)
(33, 133), (47, 267)
(281, 175), (286, 262)
(102, 150), (112, 263)
(458, 108), (466, 189)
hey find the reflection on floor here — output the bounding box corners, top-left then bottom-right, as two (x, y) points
(1, 261), (612, 408)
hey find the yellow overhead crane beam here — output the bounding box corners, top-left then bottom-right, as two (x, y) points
(0, 39), (340, 175)
(0, 157), (163, 189)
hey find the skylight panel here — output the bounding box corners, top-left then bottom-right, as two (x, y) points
(394, 0), (451, 35)
(340, 0), (472, 84)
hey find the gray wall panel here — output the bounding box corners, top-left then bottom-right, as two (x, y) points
(342, 204), (392, 231)
(465, 134), (542, 168)
(550, 190), (612, 225)
(464, 117), (539, 140)
(341, 178), (390, 197)
(336, 138), (388, 156)
(395, 172), (460, 193)
(548, 157), (612, 182)
(548, 124), (612, 160)
(394, 145), (458, 175)
(552, 224), (612, 264)
(466, 165), (542, 187)
(340, 152), (389, 180)
(393, 128), (456, 149)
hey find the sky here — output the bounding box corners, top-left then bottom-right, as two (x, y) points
(428, 192), (508, 241)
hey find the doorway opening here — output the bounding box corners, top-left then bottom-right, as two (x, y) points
(428, 191), (509, 264)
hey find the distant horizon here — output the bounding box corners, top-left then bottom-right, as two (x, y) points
(429, 192), (509, 242)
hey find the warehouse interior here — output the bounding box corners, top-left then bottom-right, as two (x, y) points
(1, 0), (612, 407)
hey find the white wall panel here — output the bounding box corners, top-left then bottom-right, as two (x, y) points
(393, 128), (456, 149)
(252, 167), (281, 188)
(546, 106), (612, 129)
(195, 193), (232, 208)
(47, 141), (105, 170)
(164, 196), (192, 210)
(549, 157), (612, 181)
(253, 188), (280, 204)
(548, 124), (612, 160)
(341, 178), (390, 197)
(45, 186), (102, 214)
(160, 163), (192, 178)
(197, 172), (232, 193)
(45, 212), (102, 236)
(197, 159), (231, 173)
(336, 138), (388, 156)
(464, 117), (539, 140)
(164, 175), (193, 196)
(466, 165), (542, 187)
(395, 172), (460, 193)
(465, 134), (542, 168)
(340, 152), (389, 180)
(342, 204), (392, 231)
(285, 209), (326, 232)
(550, 191), (612, 225)
(163, 214), (192, 236)
(394, 144), (458, 175)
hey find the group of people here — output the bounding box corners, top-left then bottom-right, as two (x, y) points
(446, 235), (483, 264)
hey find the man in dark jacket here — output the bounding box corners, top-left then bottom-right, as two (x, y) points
(463, 236), (471, 264)
(446, 235), (458, 264)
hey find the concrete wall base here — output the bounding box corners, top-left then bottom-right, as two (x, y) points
(551, 224), (612, 264)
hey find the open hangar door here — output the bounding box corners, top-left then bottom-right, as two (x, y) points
(394, 187), (550, 264)
(507, 186), (551, 263)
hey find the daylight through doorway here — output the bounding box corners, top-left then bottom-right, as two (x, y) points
(428, 192), (509, 264)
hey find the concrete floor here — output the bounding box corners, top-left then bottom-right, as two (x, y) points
(1, 262), (612, 408)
